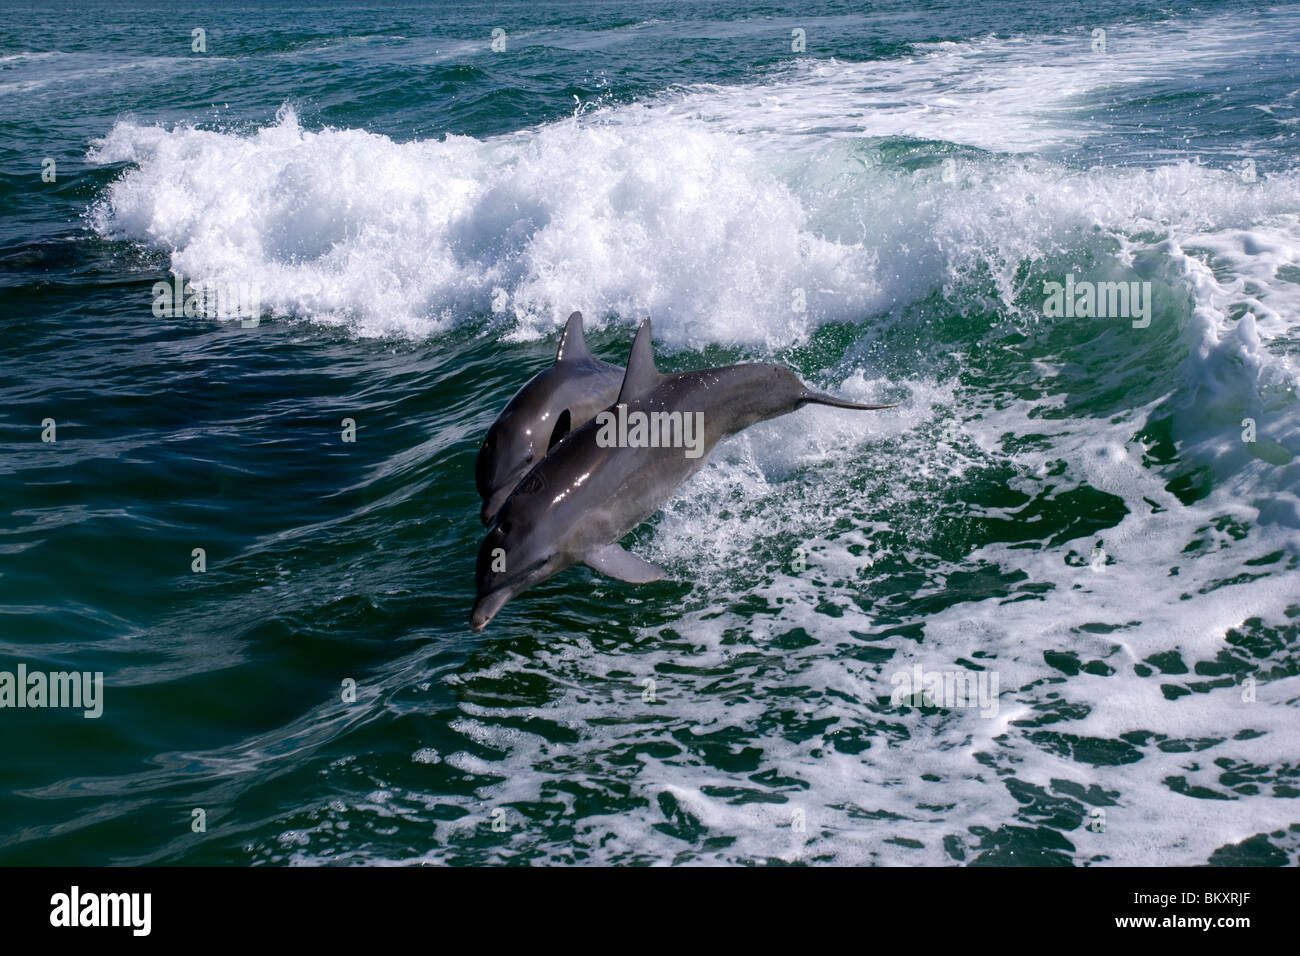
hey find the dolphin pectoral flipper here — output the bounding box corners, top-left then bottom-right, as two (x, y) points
(583, 543), (666, 583)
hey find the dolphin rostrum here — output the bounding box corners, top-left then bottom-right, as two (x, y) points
(475, 311), (624, 524)
(470, 319), (896, 631)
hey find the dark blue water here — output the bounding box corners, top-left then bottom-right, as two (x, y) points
(2, 0), (1298, 865)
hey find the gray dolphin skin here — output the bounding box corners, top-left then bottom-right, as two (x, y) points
(470, 319), (896, 631)
(475, 311), (624, 524)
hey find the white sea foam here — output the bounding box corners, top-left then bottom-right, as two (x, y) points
(85, 7), (1300, 360)
(89, 107), (1300, 358)
(0, 54), (217, 97)
(667, 14), (1290, 156)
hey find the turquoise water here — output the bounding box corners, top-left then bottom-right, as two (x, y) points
(2, 0), (1298, 865)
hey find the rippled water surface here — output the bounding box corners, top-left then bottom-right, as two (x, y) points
(1, 0), (1298, 865)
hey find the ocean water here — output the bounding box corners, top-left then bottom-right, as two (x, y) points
(1, 0), (1298, 866)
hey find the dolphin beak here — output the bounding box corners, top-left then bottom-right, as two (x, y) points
(481, 482), (519, 526)
(470, 588), (513, 632)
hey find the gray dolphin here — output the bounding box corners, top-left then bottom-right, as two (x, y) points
(475, 311), (624, 525)
(470, 319), (896, 631)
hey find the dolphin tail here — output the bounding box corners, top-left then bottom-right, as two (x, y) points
(801, 391), (897, 411)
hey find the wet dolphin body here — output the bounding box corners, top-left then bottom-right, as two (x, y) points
(475, 311), (624, 524)
(470, 319), (896, 631)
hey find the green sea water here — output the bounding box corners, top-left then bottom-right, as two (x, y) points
(1, 0), (1299, 865)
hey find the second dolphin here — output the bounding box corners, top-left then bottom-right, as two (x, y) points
(475, 311), (624, 524)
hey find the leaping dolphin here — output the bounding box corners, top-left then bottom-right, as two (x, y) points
(475, 311), (624, 524)
(470, 319), (896, 631)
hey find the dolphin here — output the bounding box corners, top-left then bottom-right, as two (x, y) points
(475, 311), (624, 525)
(470, 319), (896, 631)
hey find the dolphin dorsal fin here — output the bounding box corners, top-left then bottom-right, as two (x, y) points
(616, 319), (662, 404)
(555, 311), (593, 364)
